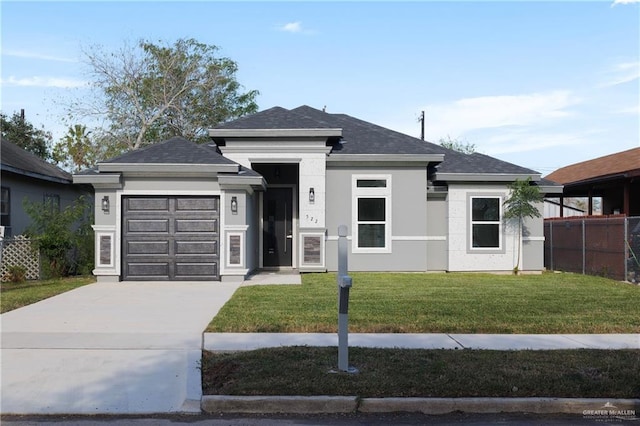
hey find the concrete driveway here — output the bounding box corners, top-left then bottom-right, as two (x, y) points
(1, 281), (241, 414)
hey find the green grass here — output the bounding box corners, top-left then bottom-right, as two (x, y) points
(207, 272), (640, 333)
(202, 347), (640, 398)
(0, 276), (96, 313)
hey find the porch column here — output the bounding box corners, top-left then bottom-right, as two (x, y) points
(624, 180), (630, 216)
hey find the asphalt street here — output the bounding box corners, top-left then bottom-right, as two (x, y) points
(1, 412), (627, 425)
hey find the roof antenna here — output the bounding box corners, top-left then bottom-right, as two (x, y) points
(322, 105), (327, 112)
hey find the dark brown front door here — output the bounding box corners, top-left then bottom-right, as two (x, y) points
(263, 187), (293, 267)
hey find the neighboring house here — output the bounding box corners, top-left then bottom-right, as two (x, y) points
(545, 147), (640, 217)
(0, 138), (90, 237)
(543, 198), (585, 218)
(74, 105), (562, 282)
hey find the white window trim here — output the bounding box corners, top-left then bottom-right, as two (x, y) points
(92, 225), (117, 275)
(299, 231), (326, 268)
(469, 195), (503, 252)
(226, 231), (245, 268)
(352, 174), (392, 253)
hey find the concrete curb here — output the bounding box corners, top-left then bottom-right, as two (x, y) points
(201, 395), (358, 414)
(359, 397), (640, 415)
(201, 396), (640, 416)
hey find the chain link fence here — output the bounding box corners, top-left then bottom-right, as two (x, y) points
(544, 216), (640, 282)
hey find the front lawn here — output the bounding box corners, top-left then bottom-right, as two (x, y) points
(207, 272), (640, 333)
(202, 347), (640, 398)
(0, 276), (95, 313)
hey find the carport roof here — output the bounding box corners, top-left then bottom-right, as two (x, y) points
(545, 147), (640, 185)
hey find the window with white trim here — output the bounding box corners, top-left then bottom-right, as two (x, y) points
(352, 175), (391, 252)
(470, 196), (502, 249)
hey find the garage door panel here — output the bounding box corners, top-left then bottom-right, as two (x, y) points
(122, 196), (220, 281)
(127, 262), (170, 278)
(175, 262), (218, 278)
(175, 219), (218, 233)
(127, 241), (169, 255)
(127, 198), (170, 211)
(127, 219), (169, 234)
(175, 241), (218, 255)
(176, 198), (218, 211)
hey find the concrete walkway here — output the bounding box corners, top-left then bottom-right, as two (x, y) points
(2, 272), (638, 416)
(204, 332), (640, 351)
(1, 281), (241, 415)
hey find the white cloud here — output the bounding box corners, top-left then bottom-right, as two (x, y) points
(611, 0), (640, 7)
(277, 21), (316, 35)
(480, 130), (590, 156)
(614, 104), (640, 115)
(2, 49), (77, 63)
(421, 91), (582, 140)
(1, 76), (87, 88)
(279, 21), (303, 33)
(600, 61), (640, 87)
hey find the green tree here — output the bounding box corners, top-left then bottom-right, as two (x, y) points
(1, 111), (52, 160)
(439, 135), (476, 154)
(68, 38), (259, 154)
(53, 125), (96, 172)
(503, 177), (543, 274)
(52, 124), (127, 171)
(24, 196), (94, 278)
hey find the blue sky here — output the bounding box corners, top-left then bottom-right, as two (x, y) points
(1, 1), (638, 175)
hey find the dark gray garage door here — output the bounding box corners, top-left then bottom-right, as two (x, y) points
(122, 196), (219, 281)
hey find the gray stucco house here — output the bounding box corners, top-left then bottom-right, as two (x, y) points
(1, 138), (90, 238)
(74, 105), (561, 282)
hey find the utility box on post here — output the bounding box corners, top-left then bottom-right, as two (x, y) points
(337, 225), (357, 373)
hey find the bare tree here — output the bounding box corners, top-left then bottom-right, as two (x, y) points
(66, 38), (259, 155)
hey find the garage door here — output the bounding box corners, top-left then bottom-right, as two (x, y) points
(122, 196), (219, 281)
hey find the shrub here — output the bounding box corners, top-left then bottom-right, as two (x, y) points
(5, 264), (27, 283)
(23, 196), (94, 278)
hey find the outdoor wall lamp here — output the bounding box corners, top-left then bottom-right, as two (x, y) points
(230, 196), (238, 214)
(101, 196), (110, 213)
(309, 187), (315, 204)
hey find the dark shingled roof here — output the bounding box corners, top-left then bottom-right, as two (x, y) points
(101, 136), (238, 165)
(437, 152), (539, 175)
(216, 106), (337, 130)
(213, 105), (541, 175)
(1, 137), (72, 183)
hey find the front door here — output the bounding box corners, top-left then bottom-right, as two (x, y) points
(263, 187), (293, 267)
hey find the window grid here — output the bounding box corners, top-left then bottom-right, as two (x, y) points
(352, 175), (392, 253)
(470, 196), (502, 250)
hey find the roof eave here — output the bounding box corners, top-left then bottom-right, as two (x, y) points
(97, 163), (239, 174)
(327, 154), (444, 165)
(538, 184), (564, 195)
(558, 171), (637, 188)
(1, 164), (71, 184)
(435, 172), (542, 182)
(218, 175), (267, 191)
(209, 128), (343, 138)
(73, 173), (122, 189)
